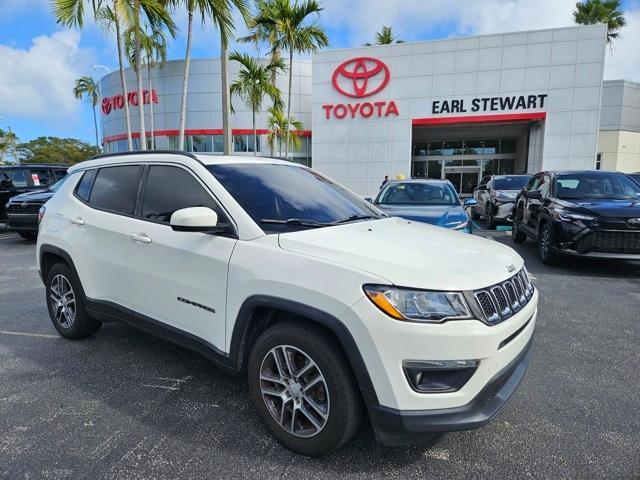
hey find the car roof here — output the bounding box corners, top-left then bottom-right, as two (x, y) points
(491, 174), (530, 178)
(1, 164), (68, 169)
(68, 151), (302, 173)
(387, 179), (451, 185)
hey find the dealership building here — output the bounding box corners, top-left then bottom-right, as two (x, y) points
(100, 23), (640, 196)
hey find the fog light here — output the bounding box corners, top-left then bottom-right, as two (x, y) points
(403, 360), (478, 393)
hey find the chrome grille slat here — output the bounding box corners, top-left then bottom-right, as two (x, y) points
(474, 269), (534, 324)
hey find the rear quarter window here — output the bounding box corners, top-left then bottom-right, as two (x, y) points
(75, 169), (97, 201)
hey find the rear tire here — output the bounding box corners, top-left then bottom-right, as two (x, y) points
(248, 322), (363, 456)
(45, 263), (102, 339)
(537, 223), (560, 265)
(18, 231), (37, 241)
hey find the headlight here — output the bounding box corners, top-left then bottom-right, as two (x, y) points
(558, 211), (596, 222)
(363, 285), (471, 322)
(445, 219), (469, 230)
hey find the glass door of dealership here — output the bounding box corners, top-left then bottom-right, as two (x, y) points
(443, 165), (482, 196)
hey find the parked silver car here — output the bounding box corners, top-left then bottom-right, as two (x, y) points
(472, 175), (531, 229)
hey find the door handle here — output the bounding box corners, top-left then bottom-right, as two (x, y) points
(70, 216), (85, 225)
(130, 233), (152, 244)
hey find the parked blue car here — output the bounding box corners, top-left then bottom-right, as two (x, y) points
(371, 179), (476, 233)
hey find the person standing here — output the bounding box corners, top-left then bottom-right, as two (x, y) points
(380, 175), (389, 189)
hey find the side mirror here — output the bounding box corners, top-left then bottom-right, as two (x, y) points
(364, 197), (373, 203)
(463, 198), (478, 207)
(526, 190), (543, 200)
(0, 179), (12, 189)
(170, 207), (226, 233)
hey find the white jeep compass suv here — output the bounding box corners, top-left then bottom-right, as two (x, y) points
(37, 151), (537, 456)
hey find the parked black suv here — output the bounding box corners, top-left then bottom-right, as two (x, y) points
(512, 170), (640, 264)
(5, 178), (66, 240)
(1, 164), (68, 223)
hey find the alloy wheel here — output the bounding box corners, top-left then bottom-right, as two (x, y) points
(259, 345), (330, 438)
(539, 226), (550, 259)
(50, 274), (76, 328)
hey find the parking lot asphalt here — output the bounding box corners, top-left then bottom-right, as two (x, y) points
(0, 230), (639, 479)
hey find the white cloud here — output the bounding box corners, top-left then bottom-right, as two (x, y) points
(603, 8), (640, 81)
(320, 0), (639, 82)
(0, 31), (95, 122)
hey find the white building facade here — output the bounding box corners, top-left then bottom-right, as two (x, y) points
(99, 58), (313, 164)
(99, 24), (640, 197)
(311, 24), (609, 196)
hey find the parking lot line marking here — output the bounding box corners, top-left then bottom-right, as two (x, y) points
(0, 234), (20, 240)
(142, 384), (180, 391)
(0, 330), (59, 339)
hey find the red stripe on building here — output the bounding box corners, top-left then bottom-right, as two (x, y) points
(103, 128), (312, 143)
(412, 112), (546, 126)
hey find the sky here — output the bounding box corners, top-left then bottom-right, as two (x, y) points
(0, 0), (639, 145)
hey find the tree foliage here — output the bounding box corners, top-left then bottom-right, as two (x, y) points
(16, 137), (100, 165)
(365, 26), (403, 46)
(573, 0), (626, 44)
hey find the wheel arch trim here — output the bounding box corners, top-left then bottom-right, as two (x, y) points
(230, 295), (379, 403)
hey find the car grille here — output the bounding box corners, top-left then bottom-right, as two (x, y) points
(575, 230), (640, 254)
(474, 269), (534, 324)
(8, 203), (41, 214)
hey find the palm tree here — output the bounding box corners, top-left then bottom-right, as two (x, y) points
(130, 1), (175, 150)
(73, 76), (101, 149)
(266, 106), (302, 158)
(54, 0), (174, 151)
(125, 25), (167, 149)
(574, 0), (626, 45)
(170, 0), (247, 152)
(364, 26), (404, 46)
(56, 1), (134, 150)
(229, 52), (284, 155)
(252, 0), (328, 159)
(0, 129), (18, 164)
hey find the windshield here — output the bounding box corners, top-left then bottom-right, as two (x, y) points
(555, 172), (640, 200)
(49, 177), (66, 192)
(377, 182), (458, 206)
(493, 176), (530, 190)
(207, 163), (384, 232)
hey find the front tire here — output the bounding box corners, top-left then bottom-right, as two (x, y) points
(45, 263), (102, 339)
(512, 209), (527, 244)
(485, 204), (496, 230)
(248, 322), (363, 456)
(537, 222), (560, 265)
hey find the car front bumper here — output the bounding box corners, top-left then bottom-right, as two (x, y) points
(6, 213), (39, 232)
(493, 202), (516, 222)
(368, 336), (532, 445)
(344, 288), (537, 445)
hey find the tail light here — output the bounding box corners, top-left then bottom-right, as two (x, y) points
(38, 206), (46, 225)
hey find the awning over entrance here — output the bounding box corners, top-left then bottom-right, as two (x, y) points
(412, 112), (546, 127)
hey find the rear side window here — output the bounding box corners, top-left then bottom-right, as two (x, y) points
(89, 165), (141, 215)
(141, 165), (223, 223)
(75, 169), (97, 201)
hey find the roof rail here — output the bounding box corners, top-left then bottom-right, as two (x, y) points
(89, 150), (199, 161)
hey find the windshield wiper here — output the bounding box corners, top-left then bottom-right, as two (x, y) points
(330, 214), (379, 224)
(260, 218), (331, 228)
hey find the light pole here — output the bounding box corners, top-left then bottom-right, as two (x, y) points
(93, 65), (112, 74)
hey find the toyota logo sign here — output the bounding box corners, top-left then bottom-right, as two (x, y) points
(627, 218), (640, 229)
(323, 56), (398, 120)
(332, 57), (390, 98)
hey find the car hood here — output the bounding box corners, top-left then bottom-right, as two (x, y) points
(278, 217), (522, 291)
(559, 198), (640, 218)
(375, 204), (468, 227)
(8, 189), (55, 203)
(495, 190), (519, 200)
